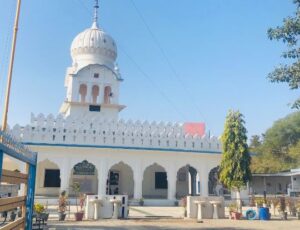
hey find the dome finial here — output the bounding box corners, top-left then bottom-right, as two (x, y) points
(92, 0), (99, 29)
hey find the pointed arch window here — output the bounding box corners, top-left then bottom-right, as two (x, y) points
(79, 84), (87, 102)
(92, 85), (100, 104)
(104, 86), (112, 104)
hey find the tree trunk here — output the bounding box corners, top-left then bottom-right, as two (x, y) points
(236, 189), (242, 213)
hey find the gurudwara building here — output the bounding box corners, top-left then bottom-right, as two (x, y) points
(5, 3), (223, 203)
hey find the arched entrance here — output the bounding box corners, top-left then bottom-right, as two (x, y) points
(142, 163), (168, 199)
(36, 159), (60, 196)
(106, 162), (134, 198)
(208, 166), (230, 197)
(176, 165), (198, 199)
(70, 160), (98, 195)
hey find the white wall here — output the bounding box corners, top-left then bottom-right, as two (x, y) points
(21, 144), (221, 199)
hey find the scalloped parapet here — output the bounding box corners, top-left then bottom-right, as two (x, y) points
(11, 113), (222, 152)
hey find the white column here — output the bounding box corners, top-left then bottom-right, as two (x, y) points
(133, 162), (143, 199)
(200, 166), (208, 197)
(99, 84), (104, 104)
(58, 158), (71, 193)
(167, 173), (176, 200)
(167, 165), (177, 200)
(97, 160), (108, 196)
(86, 83), (92, 103)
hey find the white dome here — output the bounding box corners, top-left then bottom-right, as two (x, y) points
(71, 22), (117, 68)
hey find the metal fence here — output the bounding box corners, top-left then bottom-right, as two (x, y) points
(0, 130), (37, 230)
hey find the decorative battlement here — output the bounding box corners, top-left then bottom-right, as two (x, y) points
(10, 113), (222, 153)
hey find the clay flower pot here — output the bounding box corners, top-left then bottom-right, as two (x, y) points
(230, 211), (242, 220)
(74, 212), (84, 221)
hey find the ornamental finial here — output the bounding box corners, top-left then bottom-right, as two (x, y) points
(92, 0), (99, 29)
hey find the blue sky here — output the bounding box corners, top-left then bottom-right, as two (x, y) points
(0, 0), (297, 138)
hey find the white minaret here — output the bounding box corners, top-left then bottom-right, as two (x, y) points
(59, 0), (125, 119)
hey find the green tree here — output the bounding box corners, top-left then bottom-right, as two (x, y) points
(249, 135), (262, 150)
(268, 0), (300, 109)
(263, 111), (300, 157)
(251, 111), (300, 173)
(219, 110), (251, 212)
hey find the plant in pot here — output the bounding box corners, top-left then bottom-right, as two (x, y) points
(9, 210), (17, 221)
(255, 197), (264, 208)
(71, 182), (84, 221)
(58, 190), (68, 221)
(34, 202), (49, 223)
(34, 203), (45, 217)
(139, 198), (144, 206)
(228, 203), (242, 220)
(277, 197), (287, 220)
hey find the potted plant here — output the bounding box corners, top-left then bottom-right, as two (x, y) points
(34, 203), (45, 217)
(58, 190), (68, 221)
(229, 203), (242, 220)
(174, 200), (179, 206)
(277, 197), (287, 220)
(139, 198), (144, 206)
(79, 193), (86, 211)
(71, 182), (84, 221)
(9, 210), (17, 221)
(34, 203), (49, 223)
(255, 197), (264, 208)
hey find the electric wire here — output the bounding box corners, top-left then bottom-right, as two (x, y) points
(129, 0), (209, 126)
(119, 46), (188, 121)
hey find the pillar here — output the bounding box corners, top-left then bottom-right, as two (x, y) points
(86, 83), (92, 103)
(188, 167), (197, 196)
(167, 165), (176, 200)
(167, 173), (176, 200)
(58, 158), (70, 193)
(200, 166), (208, 197)
(97, 160), (108, 196)
(133, 162), (143, 199)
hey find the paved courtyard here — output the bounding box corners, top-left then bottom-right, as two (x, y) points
(47, 218), (300, 230)
(42, 206), (300, 230)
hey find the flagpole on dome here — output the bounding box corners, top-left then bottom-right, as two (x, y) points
(92, 0), (99, 29)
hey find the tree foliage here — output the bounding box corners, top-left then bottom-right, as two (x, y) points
(268, 0), (300, 109)
(251, 111), (300, 173)
(219, 110), (252, 191)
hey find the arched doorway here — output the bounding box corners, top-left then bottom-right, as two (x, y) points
(36, 159), (60, 196)
(106, 162), (134, 198)
(70, 160), (98, 195)
(208, 166), (230, 197)
(142, 163), (168, 199)
(176, 165), (198, 199)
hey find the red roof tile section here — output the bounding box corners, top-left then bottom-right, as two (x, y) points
(183, 122), (205, 137)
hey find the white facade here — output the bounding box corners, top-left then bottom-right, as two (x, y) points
(7, 3), (223, 202)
